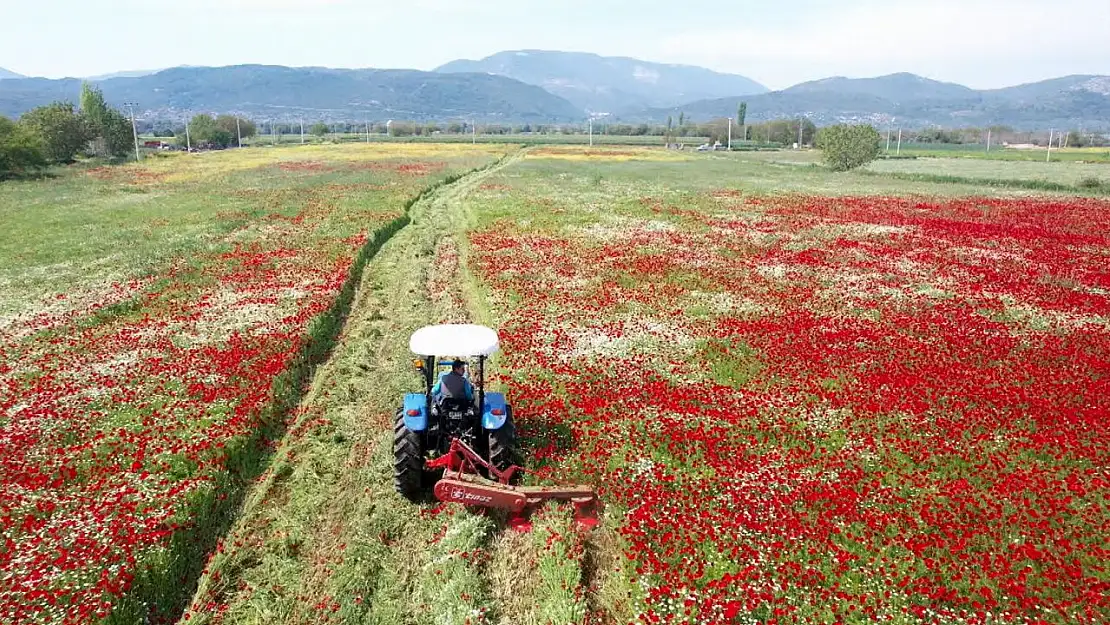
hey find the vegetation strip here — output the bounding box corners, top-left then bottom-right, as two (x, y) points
(860, 168), (1110, 194)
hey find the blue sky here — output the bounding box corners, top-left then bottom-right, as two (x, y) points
(1, 0), (1107, 89)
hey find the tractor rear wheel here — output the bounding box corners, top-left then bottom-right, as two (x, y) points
(393, 409), (423, 501)
(488, 407), (521, 477)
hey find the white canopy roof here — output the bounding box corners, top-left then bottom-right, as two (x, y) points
(409, 324), (500, 357)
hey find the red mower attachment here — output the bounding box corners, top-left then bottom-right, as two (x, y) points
(426, 438), (599, 531)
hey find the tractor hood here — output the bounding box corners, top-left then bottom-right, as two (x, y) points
(409, 324), (500, 357)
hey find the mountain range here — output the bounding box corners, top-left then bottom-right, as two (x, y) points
(0, 52), (1108, 130)
(435, 50), (768, 113)
(642, 73), (1110, 129)
(0, 67), (24, 80)
(0, 65), (580, 122)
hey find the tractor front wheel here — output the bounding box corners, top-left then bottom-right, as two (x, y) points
(393, 409), (423, 501)
(488, 407), (521, 477)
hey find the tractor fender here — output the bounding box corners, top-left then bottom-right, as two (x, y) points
(482, 392), (509, 430)
(403, 393), (428, 431)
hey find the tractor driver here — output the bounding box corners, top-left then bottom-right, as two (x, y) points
(432, 358), (474, 404)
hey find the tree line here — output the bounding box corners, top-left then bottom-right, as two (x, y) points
(0, 83), (251, 179)
(175, 114), (257, 149)
(0, 83), (137, 179)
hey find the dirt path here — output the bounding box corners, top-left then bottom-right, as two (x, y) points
(181, 148), (554, 625)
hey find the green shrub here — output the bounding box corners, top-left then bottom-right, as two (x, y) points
(19, 102), (91, 164)
(817, 124), (882, 172)
(0, 115), (47, 180)
(1078, 176), (1104, 190)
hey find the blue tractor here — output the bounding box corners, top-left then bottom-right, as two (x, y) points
(393, 324), (598, 528)
(394, 324), (519, 500)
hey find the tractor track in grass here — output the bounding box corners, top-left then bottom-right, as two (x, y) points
(181, 146), (591, 625)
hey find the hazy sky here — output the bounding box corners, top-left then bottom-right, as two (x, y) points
(1, 0), (1107, 89)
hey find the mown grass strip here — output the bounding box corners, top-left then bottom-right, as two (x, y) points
(413, 512), (497, 625)
(533, 509), (588, 625)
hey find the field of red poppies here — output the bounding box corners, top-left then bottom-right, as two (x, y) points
(467, 155), (1110, 624)
(0, 144), (506, 624)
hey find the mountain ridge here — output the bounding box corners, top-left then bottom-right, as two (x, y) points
(0, 64), (583, 121)
(634, 73), (1110, 130)
(1, 57), (1108, 129)
(435, 49), (768, 113)
(0, 67), (25, 80)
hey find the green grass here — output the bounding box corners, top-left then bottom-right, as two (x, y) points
(866, 156), (1110, 187)
(894, 144), (1110, 163)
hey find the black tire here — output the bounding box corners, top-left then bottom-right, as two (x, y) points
(394, 409), (423, 501)
(488, 407), (521, 476)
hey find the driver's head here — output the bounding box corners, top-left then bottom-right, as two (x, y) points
(451, 359), (467, 375)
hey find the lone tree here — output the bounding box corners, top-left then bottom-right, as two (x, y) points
(817, 124), (882, 172)
(310, 122), (329, 138)
(79, 83), (133, 158)
(737, 102), (747, 140)
(215, 115), (256, 143)
(180, 114), (234, 148)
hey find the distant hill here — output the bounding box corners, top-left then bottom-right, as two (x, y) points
(0, 65), (583, 122)
(636, 73), (1110, 130)
(784, 73), (977, 103)
(436, 50), (768, 114)
(0, 67), (24, 80)
(84, 69), (165, 81)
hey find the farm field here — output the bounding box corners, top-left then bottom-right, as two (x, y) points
(3, 142), (1109, 625)
(183, 145), (1109, 625)
(895, 146), (1110, 164)
(736, 150), (1110, 191)
(0, 143), (510, 624)
(866, 157), (1110, 185)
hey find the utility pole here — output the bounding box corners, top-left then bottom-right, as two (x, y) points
(184, 116), (191, 152)
(1047, 129), (1054, 162)
(124, 102), (140, 161)
(272, 121), (277, 146)
(1061, 132), (1068, 149)
(300, 119), (305, 144)
(728, 117), (732, 150)
(589, 118), (593, 147)
(886, 126), (892, 152)
(366, 120), (370, 143)
(986, 128), (991, 152)
(896, 128), (902, 155)
(797, 118), (803, 149)
(236, 117), (242, 148)
(472, 120), (476, 144)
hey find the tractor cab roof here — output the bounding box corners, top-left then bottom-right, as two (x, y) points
(409, 324), (500, 357)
